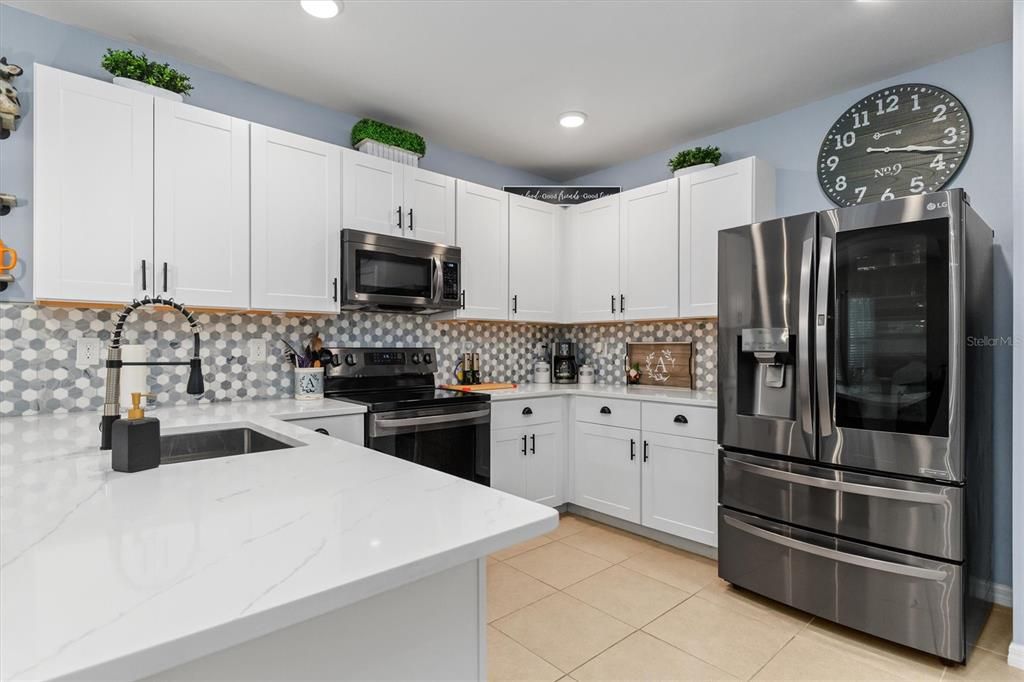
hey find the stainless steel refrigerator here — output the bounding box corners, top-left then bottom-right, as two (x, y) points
(716, 189), (993, 663)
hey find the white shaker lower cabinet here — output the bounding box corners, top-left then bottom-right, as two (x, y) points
(566, 195), (621, 322)
(679, 156), (776, 318)
(641, 431), (718, 546)
(619, 180), (679, 320)
(34, 64), (154, 303)
(250, 125), (341, 313)
(509, 195), (561, 322)
(154, 100), (250, 308)
(573, 421), (641, 524)
(455, 181), (508, 320)
(491, 423), (563, 507)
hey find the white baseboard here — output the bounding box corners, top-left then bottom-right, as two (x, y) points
(1007, 643), (1024, 670)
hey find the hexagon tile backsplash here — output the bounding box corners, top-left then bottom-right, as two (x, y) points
(0, 303), (717, 417)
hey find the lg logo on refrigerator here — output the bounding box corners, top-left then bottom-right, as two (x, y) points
(926, 200), (949, 211)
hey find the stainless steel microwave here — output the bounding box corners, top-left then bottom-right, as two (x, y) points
(341, 229), (461, 314)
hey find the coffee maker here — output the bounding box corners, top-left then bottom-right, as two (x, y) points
(552, 340), (578, 384)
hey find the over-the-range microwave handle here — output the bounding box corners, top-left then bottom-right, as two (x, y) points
(815, 237), (834, 437)
(431, 255), (443, 303)
(798, 237), (814, 436)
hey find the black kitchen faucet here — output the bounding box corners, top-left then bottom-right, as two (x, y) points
(99, 296), (204, 450)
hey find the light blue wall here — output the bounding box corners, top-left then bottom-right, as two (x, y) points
(573, 41), (1015, 587)
(0, 4), (554, 302)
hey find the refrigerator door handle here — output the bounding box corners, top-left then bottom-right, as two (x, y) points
(815, 237), (834, 437)
(722, 515), (947, 581)
(798, 237), (815, 436)
(725, 457), (950, 504)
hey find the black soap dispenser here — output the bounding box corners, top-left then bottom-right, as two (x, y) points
(111, 392), (161, 473)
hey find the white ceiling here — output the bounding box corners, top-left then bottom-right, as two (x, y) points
(10, 0), (1012, 180)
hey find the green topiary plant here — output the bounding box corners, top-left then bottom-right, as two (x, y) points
(668, 145), (722, 172)
(101, 49), (193, 96)
(351, 118), (426, 156)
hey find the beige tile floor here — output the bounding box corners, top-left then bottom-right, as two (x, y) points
(488, 514), (1021, 681)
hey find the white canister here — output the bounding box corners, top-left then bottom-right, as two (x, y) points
(578, 365), (596, 384)
(533, 361), (551, 384)
(294, 367), (324, 400)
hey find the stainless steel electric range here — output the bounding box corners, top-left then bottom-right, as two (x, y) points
(323, 346), (491, 485)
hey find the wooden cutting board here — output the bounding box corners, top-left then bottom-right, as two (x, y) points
(626, 342), (693, 388)
(440, 383), (518, 392)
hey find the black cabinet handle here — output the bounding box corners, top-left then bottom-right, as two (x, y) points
(460, 290), (466, 309)
(630, 438), (636, 460)
(141, 259), (147, 290)
(522, 406), (533, 415)
(620, 294), (625, 312)
(521, 434), (528, 456)
(643, 440), (649, 462)
(315, 428), (329, 435)
(162, 262), (168, 292)
(600, 406), (611, 414)
(674, 414), (688, 424)
(332, 277), (338, 302)
(397, 205), (403, 231)
(408, 207), (414, 231)
(530, 433), (536, 454)
(611, 294), (616, 314)
(512, 294), (517, 314)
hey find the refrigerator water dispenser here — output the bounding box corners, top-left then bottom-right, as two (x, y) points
(739, 327), (794, 420)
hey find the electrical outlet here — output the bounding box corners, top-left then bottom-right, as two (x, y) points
(593, 342), (605, 355)
(76, 337), (101, 368)
(247, 339), (267, 364)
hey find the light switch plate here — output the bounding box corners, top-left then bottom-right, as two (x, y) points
(75, 337), (101, 368)
(247, 339), (267, 364)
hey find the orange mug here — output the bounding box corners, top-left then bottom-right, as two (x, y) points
(0, 240), (17, 273)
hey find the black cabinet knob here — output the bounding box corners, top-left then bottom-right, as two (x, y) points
(674, 414), (688, 424)
(315, 428), (329, 435)
(600, 406), (611, 414)
(522, 406), (533, 415)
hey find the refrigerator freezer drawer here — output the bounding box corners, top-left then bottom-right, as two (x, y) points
(719, 508), (964, 662)
(720, 451), (962, 561)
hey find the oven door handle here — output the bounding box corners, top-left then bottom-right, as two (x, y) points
(373, 409), (491, 429)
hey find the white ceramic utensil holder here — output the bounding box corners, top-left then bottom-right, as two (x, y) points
(294, 367), (324, 400)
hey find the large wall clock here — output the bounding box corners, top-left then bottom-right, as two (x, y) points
(817, 83), (972, 207)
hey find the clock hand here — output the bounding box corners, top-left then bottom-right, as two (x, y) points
(872, 129), (903, 140)
(865, 145), (956, 153)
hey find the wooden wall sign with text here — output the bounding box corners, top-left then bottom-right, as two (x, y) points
(626, 342), (693, 388)
(503, 186), (620, 206)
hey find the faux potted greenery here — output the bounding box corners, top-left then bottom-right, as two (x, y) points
(101, 49), (193, 102)
(351, 118), (426, 167)
(668, 145), (722, 178)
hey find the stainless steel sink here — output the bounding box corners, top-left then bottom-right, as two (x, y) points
(160, 427), (296, 465)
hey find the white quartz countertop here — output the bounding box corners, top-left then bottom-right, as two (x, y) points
(476, 383), (718, 407)
(0, 399), (557, 681)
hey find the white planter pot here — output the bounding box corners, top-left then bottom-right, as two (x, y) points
(112, 77), (184, 102)
(673, 163), (715, 178)
(355, 138), (422, 168)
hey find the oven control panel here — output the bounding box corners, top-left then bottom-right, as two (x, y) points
(325, 347), (436, 378)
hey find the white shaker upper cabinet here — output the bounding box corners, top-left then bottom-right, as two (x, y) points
(619, 180), (679, 320)
(33, 64), (154, 303)
(154, 100), (250, 309)
(566, 195), (621, 323)
(403, 166), (456, 245)
(679, 157), (775, 318)
(509, 195), (560, 323)
(342, 149), (403, 236)
(455, 181), (508, 320)
(251, 125), (341, 313)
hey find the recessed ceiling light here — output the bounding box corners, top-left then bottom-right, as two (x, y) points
(301, 0), (340, 18)
(559, 111), (587, 128)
